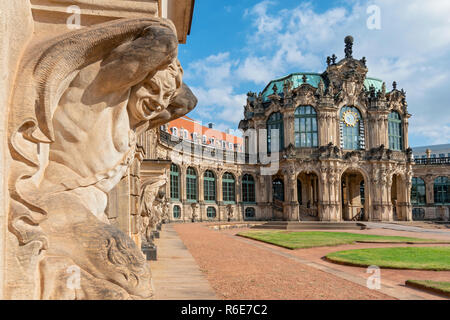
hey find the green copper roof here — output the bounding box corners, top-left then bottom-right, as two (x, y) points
(261, 72), (384, 102)
(363, 77), (384, 92)
(262, 73), (324, 101)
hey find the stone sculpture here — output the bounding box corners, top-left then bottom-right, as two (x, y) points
(227, 205), (234, 222)
(140, 178), (166, 245)
(7, 18), (197, 300)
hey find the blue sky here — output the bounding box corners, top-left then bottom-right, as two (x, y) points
(178, 0), (450, 147)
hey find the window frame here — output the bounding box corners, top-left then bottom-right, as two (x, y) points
(207, 207), (217, 219)
(242, 174), (256, 204)
(222, 172), (236, 204)
(204, 170), (216, 203)
(173, 205), (181, 219)
(170, 164), (180, 201)
(411, 177), (426, 206)
(434, 176), (449, 205)
(294, 106), (318, 148)
(388, 111), (403, 151)
(186, 167), (198, 203)
(267, 112), (284, 153)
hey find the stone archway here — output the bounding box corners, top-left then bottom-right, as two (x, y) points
(298, 172), (319, 220)
(341, 169), (367, 221)
(272, 176), (284, 220)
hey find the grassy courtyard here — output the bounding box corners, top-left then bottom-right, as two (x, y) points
(326, 247), (450, 271)
(237, 230), (444, 250)
(406, 280), (450, 297)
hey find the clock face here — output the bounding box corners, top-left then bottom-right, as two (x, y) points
(343, 110), (358, 127)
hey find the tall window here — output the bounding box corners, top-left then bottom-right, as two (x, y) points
(173, 205), (181, 219)
(272, 179), (284, 202)
(411, 177), (426, 205)
(204, 170), (216, 202)
(242, 174), (256, 203)
(186, 167), (197, 202)
(222, 172), (236, 203)
(434, 177), (449, 205)
(295, 106), (318, 148)
(340, 106), (364, 150)
(388, 111), (403, 151)
(207, 207), (216, 219)
(267, 112), (284, 153)
(170, 164), (180, 200)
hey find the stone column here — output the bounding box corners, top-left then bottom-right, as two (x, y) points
(217, 171), (223, 220)
(283, 112), (295, 148)
(180, 166), (187, 221)
(1, 0), (34, 300)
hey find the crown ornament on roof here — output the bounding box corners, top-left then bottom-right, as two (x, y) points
(344, 35), (354, 58)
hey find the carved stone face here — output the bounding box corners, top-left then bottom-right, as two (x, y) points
(128, 59), (183, 122)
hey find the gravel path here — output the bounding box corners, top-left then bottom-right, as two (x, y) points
(173, 223), (393, 300)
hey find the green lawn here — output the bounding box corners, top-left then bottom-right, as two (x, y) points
(326, 247), (450, 271)
(237, 230), (444, 250)
(406, 280), (450, 296)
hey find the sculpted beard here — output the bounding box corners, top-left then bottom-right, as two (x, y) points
(128, 59), (183, 122)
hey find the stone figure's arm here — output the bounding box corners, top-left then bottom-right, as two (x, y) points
(149, 82), (198, 129)
(91, 24), (178, 95)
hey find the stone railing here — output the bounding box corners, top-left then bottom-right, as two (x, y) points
(414, 157), (450, 165)
(159, 130), (247, 163)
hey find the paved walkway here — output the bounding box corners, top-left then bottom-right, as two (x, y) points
(174, 223), (393, 300)
(365, 222), (450, 235)
(149, 224), (217, 300)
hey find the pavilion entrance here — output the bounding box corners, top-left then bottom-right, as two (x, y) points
(341, 170), (366, 221)
(297, 172), (319, 219)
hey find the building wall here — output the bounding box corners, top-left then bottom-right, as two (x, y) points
(411, 164), (450, 221)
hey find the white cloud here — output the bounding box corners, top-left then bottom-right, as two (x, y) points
(185, 0), (450, 145)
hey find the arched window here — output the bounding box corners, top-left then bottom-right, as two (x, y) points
(245, 207), (256, 219)
(434, 177), (449, 205)
(295, 106), (318, 148)
(186, 167), (197, 202)
(242, 174), (256, 203)
(272, 179), (284, 202)
(204, 170), (216, 202)
(411, 177), (426, 205)
(171, 127), (178, 136)
(267, 112), (284, 153)
(207, 207), (216, 219)
(222, 172), (236, 203)
(388, 111), (403, 151)
(173, 205), (181, 219)
(170, 164), (180, 200)
(340, 106), (364, 150)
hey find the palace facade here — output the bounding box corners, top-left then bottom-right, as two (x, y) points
(143, 37), (447, 223)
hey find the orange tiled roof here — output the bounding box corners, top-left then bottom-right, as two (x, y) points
(166, 117), (243, 151)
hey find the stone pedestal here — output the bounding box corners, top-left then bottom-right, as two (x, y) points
(142, 244), (157, 261)
(152, 230), (160, 239)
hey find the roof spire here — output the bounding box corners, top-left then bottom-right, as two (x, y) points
(345, 35), (354, 58)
